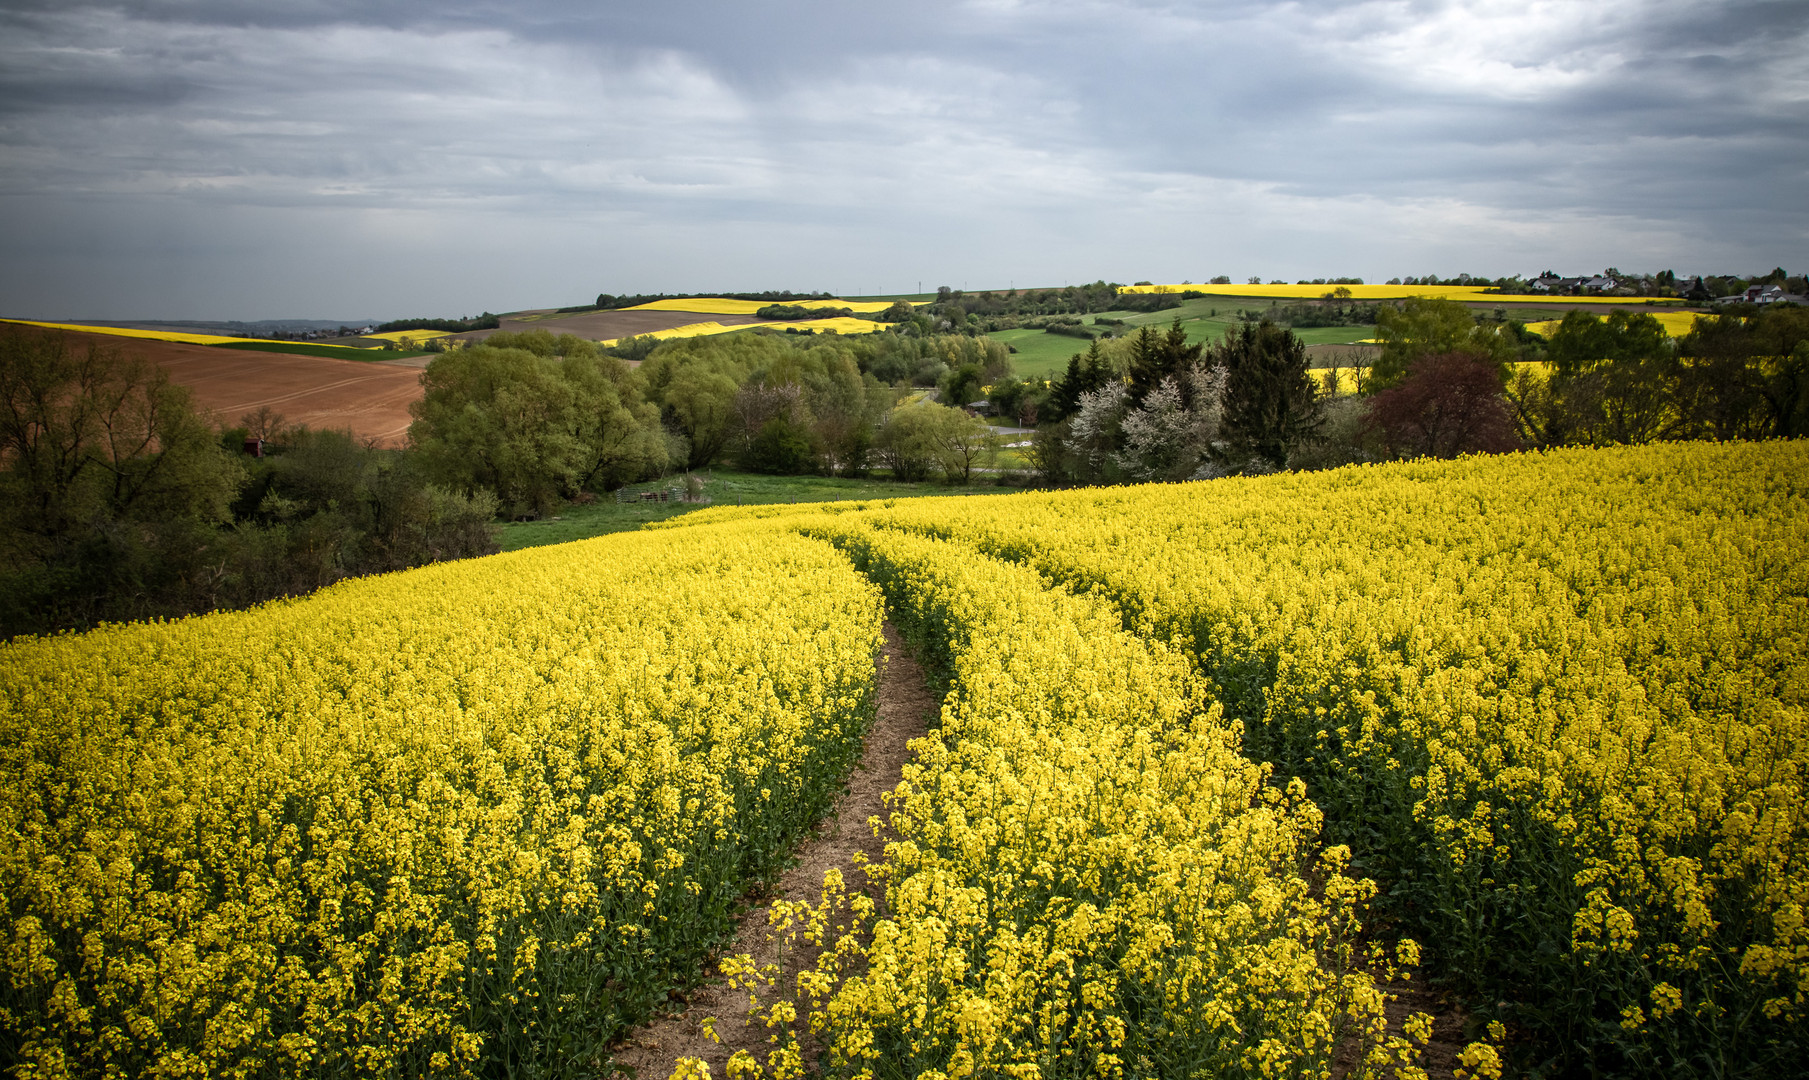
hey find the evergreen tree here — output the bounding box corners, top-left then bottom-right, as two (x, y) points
(1213, 320), (1324, 469)
(1049, 339), (1116, 421)
(1127, 318), (1204, 406)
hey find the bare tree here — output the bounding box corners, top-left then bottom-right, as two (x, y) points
(239, 405), (287, 442)
(732, 381), (803, 453)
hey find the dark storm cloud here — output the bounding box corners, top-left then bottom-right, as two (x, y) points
(0, 0), (1802, 318)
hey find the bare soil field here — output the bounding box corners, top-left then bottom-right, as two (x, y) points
(1307, 342), (1379, 360)
(449, 308), (764, 345)
(52, 328), (423, 447)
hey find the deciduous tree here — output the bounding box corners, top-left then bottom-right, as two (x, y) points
(0, 328), (241, 632)
(1543, 310), (1677, 445)
(1372, 297), (1515, 390)
(410, 344), (665, 516)
(1115, 365), (1225, 481)
(1366, 352), (1520, 459)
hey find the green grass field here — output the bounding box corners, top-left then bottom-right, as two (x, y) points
(498, 469), (1019, 551)
(992, 299), (1377, 380)
(991, 329), (1095, 378)
(213, 340), (432, 361)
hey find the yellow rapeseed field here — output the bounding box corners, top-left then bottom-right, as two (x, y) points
(1524, 311), (1703, 338)
(0, 318), (370, 349)
(623, 298), (914, 316)
(750, 518), (1429, 1080)
(731, 441), (1800, 1076)
(0, 525), (883, 1078)
(7, 442), (1798, 1078)
(1118, 284), (1685, 306)
(600, 318), (887, 349)
(362, 328), (455, 344)
(780, 316), (888, 336)
(600, 320), (748, 347)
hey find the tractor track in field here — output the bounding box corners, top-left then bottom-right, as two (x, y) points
(608, 616), (1471, 1080)
(609, 621), (935, 1080)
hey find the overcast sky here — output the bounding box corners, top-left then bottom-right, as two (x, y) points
(1, 0), (1804, 321)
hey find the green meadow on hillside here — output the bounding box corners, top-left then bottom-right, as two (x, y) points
(992, 295), (1377, 378)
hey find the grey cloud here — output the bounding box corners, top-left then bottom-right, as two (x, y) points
(0, 0), (1803, 319)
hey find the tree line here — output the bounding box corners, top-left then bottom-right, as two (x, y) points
(0, 328), (498, 639)
(0, 319), (1038, 638)
(7, 293), (1803, 638)
(1018, 298), (1809, 485)
(920, 283), (1195, 335)
(1508, 305), (1809, 445)
(376, 313), (500, 334)
(407, 330), (1010, 516)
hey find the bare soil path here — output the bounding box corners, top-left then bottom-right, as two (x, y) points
(609, 622), (1468, 1080)
(610, 622), (935, 1080)
(1332, 972), (1473, 1080)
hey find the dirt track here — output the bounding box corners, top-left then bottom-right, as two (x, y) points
(611, 622), (936, 1080)
(45, 329), (424, 447)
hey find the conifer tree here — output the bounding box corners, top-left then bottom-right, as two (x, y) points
(1049, 338), (1116, 420)
(1213, 319), (1323, 469)
(1127, 318), (1203, 406)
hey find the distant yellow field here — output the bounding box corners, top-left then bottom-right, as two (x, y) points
(1303, 367), (1360, 394)
(783, 316), (887, 335)
(1524, 311), (1703, 338)
(0, 318), (254, 346)
(0, 318), (374, 350)
(600, 316), (887, 348)
(363, 329), (453, 343)
(599, 320), (741, 347)
(1304, 358), (1551, 394)
(1120, 283), (1685, 305)
(623, 297), (916, 315)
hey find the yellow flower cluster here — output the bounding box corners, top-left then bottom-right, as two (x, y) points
(694, 516), (1424, 1080)
(747, 441), (1799, 1072)
(0, 524), (883, 1078)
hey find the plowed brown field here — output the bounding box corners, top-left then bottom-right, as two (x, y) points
(53, 329), (424, 447)
(453, 308), (762, 344)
